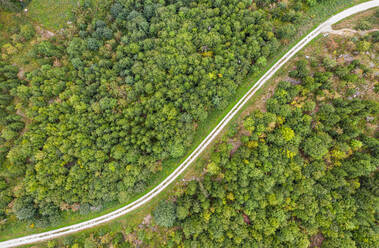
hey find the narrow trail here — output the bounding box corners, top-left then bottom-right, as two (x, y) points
(325, 27), (379, 35)
(1, 1), (378, 247)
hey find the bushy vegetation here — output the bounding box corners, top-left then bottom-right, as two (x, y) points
(354, 8), (379, 30)
(1, 0), (337, 229)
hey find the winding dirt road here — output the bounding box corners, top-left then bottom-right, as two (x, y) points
(1, 1), (378, 247)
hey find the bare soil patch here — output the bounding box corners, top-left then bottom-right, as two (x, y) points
(35, 25), (55, 40)
(310, 233), (325, 247)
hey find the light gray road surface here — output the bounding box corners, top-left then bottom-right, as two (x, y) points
(1, 1), (378, 247)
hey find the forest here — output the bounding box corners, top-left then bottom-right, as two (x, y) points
(35, 21), (379, 247)
(162, 45), (379, 247)
(0, 0), (343, 231)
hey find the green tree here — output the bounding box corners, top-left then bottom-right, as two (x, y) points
(303, 136), (329, 160)
(153, 201), (176, 228)
(12, 196), (36, 221)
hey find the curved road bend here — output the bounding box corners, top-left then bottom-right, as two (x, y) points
(1, 1), (378, 247)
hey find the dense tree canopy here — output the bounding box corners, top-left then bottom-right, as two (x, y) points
(151, 47), (378, 247)
(0, 0), (320, 225)
(39, 31), (378, 247)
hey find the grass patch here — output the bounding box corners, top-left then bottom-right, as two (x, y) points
(25, 0), (78, 30)
(0, 12), (24, 45)
(25, 0), (102, 30)
(0, 0), (373, 242)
